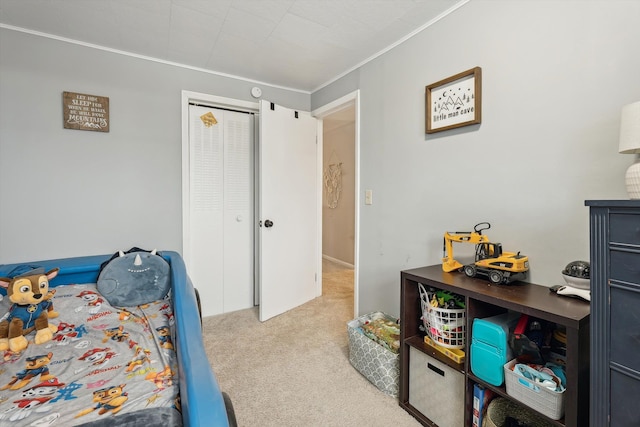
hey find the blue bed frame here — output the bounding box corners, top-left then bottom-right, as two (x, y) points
(0, 250), (232, 427)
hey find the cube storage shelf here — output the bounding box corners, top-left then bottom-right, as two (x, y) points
(399, 265), (590, 427)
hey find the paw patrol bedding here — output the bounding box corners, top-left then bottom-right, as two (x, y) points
(0, 283), (180, 426)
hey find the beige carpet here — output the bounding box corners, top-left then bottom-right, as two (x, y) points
(201, 264), (421, 427)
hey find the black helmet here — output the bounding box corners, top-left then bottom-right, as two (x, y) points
(562, 260), (590, 279)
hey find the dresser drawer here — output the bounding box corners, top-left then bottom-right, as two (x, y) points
(610, 284), (640, 372)
(611, 368), (640, 427)
(611, 250), (640, 285)
(610, 213), (640, 246)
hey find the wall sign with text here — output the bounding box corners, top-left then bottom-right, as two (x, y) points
(63, 91), (110, 132)
(425, 67), (481, 134)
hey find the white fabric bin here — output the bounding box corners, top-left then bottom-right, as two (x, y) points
(409, 347), (464, 427)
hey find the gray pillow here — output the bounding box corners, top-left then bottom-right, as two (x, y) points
(97, 250), (170, 307)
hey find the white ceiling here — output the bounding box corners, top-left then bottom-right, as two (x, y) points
(0, 0), (467, 92)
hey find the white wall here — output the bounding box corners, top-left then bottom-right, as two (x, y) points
(0, 29), (309, 263)
(312, 0), (640, 317)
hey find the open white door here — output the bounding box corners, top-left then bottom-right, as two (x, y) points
(259, 100), (319, 321)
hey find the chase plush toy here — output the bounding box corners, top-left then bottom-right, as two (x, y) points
(0, 268), (59, 352)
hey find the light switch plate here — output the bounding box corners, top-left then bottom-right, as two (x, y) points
(365, 189), (373, 205)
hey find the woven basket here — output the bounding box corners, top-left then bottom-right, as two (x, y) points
(484, 397), (557, 427)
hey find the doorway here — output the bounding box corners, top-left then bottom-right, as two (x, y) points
(313, 90), (360, 317)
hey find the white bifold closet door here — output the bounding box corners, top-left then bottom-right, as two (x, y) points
(188, 105), (254, 317)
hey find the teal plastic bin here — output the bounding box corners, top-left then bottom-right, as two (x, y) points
(470, 313), (517, 386)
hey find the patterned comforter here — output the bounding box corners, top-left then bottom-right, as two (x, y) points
(0, 283), (180, 426)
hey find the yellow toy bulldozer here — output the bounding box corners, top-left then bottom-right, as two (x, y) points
(442, 222), (529, 284)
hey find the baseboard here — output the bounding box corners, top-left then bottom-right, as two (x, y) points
(322, 254), (354, 269)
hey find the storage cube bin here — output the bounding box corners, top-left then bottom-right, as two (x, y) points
(484, 397), (558, 427)
(347, 312), (399, 397)
(409, 347), (464, 427)
(504, 359), (565, 420)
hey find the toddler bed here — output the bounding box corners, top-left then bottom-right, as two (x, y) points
(0, 250), (234, 427)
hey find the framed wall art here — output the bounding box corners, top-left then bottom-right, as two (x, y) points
(63, 91), (110, 132)
(425, 67), (481, 134)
